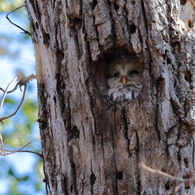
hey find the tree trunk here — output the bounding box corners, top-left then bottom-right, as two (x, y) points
(26, 0), (195, 194)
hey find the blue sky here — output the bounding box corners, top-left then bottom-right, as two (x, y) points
(0, 12), (36, 86)
(0, 10), (44, 195)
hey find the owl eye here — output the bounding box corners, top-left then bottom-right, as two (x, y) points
(113, 72), (120, 77)
(131, 70), (139, 74)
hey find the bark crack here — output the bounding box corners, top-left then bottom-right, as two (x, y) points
(69, 155), (78, 195)
(155, 101), (161, 141)
(193, 138), (195, 167)
(134, 130), (141, 194)
(90, 171), (96, 194)
(140, 0), (149, 35)
(121, 107), (131, 157)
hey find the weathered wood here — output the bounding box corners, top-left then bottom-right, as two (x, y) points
(26, 0), (195, 194)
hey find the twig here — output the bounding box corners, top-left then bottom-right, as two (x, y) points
(6, 5), (31, 36)
(0, 72), (36, 123)
(0, 134), (4, 152)
(17, 72), (36, 84)
(0, 72), (40, 159)
(0, 74), (36, 94)
(140, 162), (192, 182)
(0, 142), (31, 156)
(0, 84), (26, 123)
(0, 76), (18, 111)
(17, 150), (43, 158)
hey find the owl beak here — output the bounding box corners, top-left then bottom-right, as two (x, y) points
(121, 76), (127, 85)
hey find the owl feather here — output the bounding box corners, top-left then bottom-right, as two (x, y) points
(107, 57), (144, 102)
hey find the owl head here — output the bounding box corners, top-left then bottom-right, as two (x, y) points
(107, 57), (144, 102)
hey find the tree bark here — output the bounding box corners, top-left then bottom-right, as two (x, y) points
(26, 0), (195, 194)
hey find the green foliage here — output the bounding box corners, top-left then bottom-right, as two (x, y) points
(8, 168), (29, 182)
(4, 97), (15, 104)
(22, 98), (38, 126)
(3, 97), (38, 146)
(0, 0), (25, 12)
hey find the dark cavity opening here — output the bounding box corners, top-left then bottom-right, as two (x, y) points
(130, 24), (136, 34)
(180, 0), (187, 5)
(117, 171), (123, 180)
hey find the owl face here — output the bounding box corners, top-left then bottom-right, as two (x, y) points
(107, 57), (144, 102)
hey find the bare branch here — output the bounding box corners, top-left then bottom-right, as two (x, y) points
(17, 150), (43, 158)
(17, 72), (36, 84)
(0, 73), (36, 94)
(0, 142), (31, 156)
(0, 84), (26, 123)
(0, 134), (4, 152)
(6, 5), (31, 36)
(0, 72), (36, 123)
(0, 76), (18, 111)
(140, 162), (192, 182)
(0, 72), (39, 157)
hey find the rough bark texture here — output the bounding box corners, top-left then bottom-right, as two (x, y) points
(26, 0), (195, 194)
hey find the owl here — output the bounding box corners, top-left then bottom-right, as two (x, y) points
(107, 57), (144, 102)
